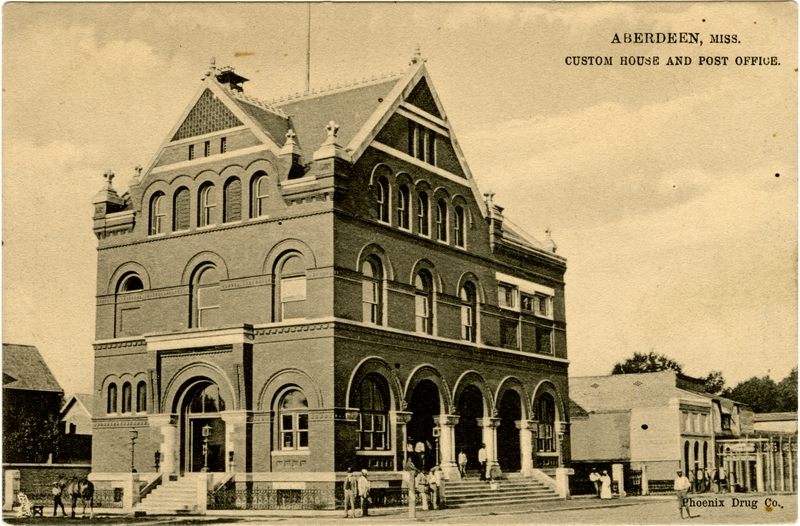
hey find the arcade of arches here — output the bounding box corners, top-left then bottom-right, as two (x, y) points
(149, 368), (567, 479)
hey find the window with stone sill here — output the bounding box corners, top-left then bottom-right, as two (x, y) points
(121, 382), (132, 414)
(436, 199), (448, 242)
(107, 383), (118, 414)
(136, 381), (147, 413)
(454, 205), (466, 248)
(149, 193), (166, 235)
(417, 192), (430, 237)
(358, 376), (389, 451)
(498, 283), (516, 309)
(397, 185), (410, 230)
(375, 176), (390, 224)
(198, 184), (216, 227)
(279, 389), (309, 451)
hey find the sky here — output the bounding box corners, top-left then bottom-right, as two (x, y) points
(3, 3), (796, 396)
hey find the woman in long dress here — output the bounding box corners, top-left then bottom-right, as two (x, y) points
(599, 470), (612, 499)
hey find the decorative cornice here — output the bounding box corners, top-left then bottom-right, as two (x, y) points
(221, 276), (271, 291)
(97, 286), (188, 305)
(94, 338), (146, 351)
(252, 322), (332, 337)
(93, 416), (149, 429)
(146, 326), (254, 352)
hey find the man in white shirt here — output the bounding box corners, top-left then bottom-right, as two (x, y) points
(357, 469), (371, 517)
(457, 450), (468, 479)
(478, 443), (488, 481)
(674, 470), (693, 519)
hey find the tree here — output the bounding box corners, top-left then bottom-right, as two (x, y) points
(724, 376), (780, 413)
(703, 370), (726, 394)
(777, 368), (798, 412)
(611, 351), (683, 375)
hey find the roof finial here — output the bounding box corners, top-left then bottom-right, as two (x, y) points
(410, 44), (424, 65)
(544, 228), (558, 254)
(483, 191), (495, 206)
(325, 120), (339, 142)
(103, 170), (115, 189)
(206, 56), (217, 77)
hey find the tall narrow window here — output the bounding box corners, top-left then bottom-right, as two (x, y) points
(220, 137), (227, 154)
(498, 283), (516, 308)
(121, 382), (132, 414)
(198, 184), (216, 227)
(414, 270), (433, 334)
(397, 185), (410, 230)
(107, 384), (118, 414)
(173, 187), (190, 231)
(149, 193), (166, 235)
(278, 390), (309, 450)
(193, 265), (221, 328)
(361, 258), (383, 325)
(279, 254), (306, 320)
(136, 381), (147, 413)
(536, 394), (556, 452)
(223, 178), (242, 223)
(358, 376), (389, 450)
(188, 144), (195, 160)
(204, 141), (211, 157)
(251, 173), (269, 218)
(460, 282), (477, 342)
(454, 206), (465, 247)
(375, 177), (389, 223)
(436, 199), (448, 242)
(417, 192), (429, 237)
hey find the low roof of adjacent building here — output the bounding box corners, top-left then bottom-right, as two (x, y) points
(754, 412), (797, 422)
(2, 343), (63, 393)
(61, 393), (94, 418)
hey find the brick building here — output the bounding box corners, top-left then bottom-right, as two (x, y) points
(91, 55), (570, 500)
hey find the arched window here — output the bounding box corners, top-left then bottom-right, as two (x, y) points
(417, 192), (430, 236)
(460, 282), (477, 342)
(536, 394), (556, 453)
(251, 173), (269, 218)
(278, 254), (306, 321)
(192, 265), (221, 328)
(189, 384), (226, 413)
(278, 389), (309, 450)
(436, 199), (448, 242)
(149, 193), (166, 235)
(136, 381), (147, 413)
(107, 383), (118, 414)
(223, 178), (242, 223)
(198, 184), (216, 227)
(358, 376), (389, 450)
(173, 187), (190, 231)
(121, 382), (132, 414)
(375, 177), (389, 223)
(397, 185), (410, 230)
(117, 274), (144, 293)
(414, 269), (434, 334)
(454, 206), (466, 248)
(361, 258), (383, 325)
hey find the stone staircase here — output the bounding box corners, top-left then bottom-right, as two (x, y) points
(135, 475), (199, 515)
(444, 475), (561, 508)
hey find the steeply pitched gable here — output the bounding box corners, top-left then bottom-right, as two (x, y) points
(2, 343), (63, 393)
(172, 89), (243, 141)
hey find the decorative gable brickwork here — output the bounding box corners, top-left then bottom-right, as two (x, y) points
(172, 89), (243, 141)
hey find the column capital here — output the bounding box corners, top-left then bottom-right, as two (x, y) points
(434, 414), (460, 427)
(220, 410), (249, 426)
(148, 414), (178, 427)
(478, 417), (501, 428)
(392, 410), (414, 424)
(515, 419), (537, 431)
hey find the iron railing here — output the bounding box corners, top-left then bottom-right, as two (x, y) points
(207, 486), (409, 510)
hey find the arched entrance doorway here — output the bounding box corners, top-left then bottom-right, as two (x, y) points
(407, 379), (440, 471)
(455, 385), (484, 470)
(497, 390), (522, 472)
(180, 381), (226, 472)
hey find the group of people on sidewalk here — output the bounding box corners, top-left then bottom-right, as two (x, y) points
(343, 468), (372, 519)
(588, 469), (613, 499)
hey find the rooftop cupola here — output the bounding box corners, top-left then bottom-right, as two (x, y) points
(206, 57), (248, 92)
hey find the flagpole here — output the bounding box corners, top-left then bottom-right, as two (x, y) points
(305, 3), (311, 94)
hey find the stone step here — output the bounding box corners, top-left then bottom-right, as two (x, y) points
(446, 495), (562, 508)
(446, 488), (555, 498)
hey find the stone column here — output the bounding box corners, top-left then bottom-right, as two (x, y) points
(434, 414), (460, 480)
(557, 421), (570, 467)
(221, 411), (248, 473)
(515, 420), (536, 476)
(393, 411), (413, 467)
(478, 416), (501, 478)
(149, 414), (178, 476)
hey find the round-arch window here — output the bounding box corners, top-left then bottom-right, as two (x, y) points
(279, 389), (309, 450)
(118, 274), (144, 293)
(188, 384), (226, 413)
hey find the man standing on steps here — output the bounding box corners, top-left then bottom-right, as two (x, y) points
(478, 443), (488, 481)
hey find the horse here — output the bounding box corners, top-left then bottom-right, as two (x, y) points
(67, 477), (94, 519)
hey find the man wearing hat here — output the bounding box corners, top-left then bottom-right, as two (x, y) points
(357, 469), (371, 517)
(343, 468), (357, 518)
(674, 469), (693, 519)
